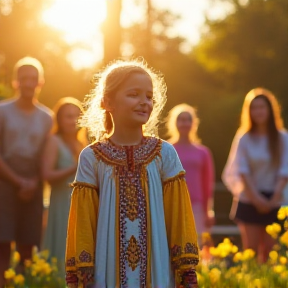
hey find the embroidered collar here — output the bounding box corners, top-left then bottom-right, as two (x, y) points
(90, 136), (162, 166)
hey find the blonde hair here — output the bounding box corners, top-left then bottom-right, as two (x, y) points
(79, 59), (167, 141)
(238, 87), (284, 166)
(166, 103), (200, 144)
(13, 56), (44, 83)
(52, 97), (88, 145)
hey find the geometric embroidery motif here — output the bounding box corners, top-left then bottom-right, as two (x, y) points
(79, 250), (92, 263)
(126, 235), (140, 271)
(126, 184), (139, 221)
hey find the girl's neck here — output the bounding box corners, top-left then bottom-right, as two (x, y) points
(60, 133), (78, 143)
(253, 125), (267, 135)
(110, 126), (143, 146)
(176, 135), (192, 145)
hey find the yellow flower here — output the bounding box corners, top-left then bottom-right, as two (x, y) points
(42, 263), (52, 275)
(12, 251), (21, 264)
(266, 224), (280, 239)
(273, 265), (285, 274)
(279, 256), (287, 265)
(242, 249), (255, 261)
(250, 278), (262, 288)
(14, 274), (25, 285)
(236, 272), (243, 281)
(272, 223), (281, 233)
(231, 245), (238, 253)
(233, 252), (243, 263)
(269, 250), (278, 262)
(24, 259), (32, 268)
(280, 270), (288, 280)
(40, 250), (49, 260)
(209, 247), (219, 257)
(277, 206), (288, 220)
(209, 268), (221, 283)
(280, 231), (288, 247)
(4, 269), (16, 280)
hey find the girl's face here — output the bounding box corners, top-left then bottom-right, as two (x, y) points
(176, 111), (193, 136)
(250, 97), (270, 126)
(109, 72), (153, 129)
(58, 104), (81, 135)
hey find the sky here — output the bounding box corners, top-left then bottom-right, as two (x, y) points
(123, 0), (232, 45)
(43, 0), (232, 69)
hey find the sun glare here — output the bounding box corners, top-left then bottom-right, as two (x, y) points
(43, 0), (106, 69)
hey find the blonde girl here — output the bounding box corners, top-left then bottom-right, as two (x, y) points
(65, 59), (199, 288)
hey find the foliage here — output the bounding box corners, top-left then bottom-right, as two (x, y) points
(5, 248), (65, 288)
(194, 0), (288, 107)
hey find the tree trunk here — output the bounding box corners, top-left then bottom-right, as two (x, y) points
(103, 0), (122, 64)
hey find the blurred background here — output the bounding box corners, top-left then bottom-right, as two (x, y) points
(0, 0), (287, 235)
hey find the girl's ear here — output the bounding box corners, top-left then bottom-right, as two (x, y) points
(103, 98), (114, 112)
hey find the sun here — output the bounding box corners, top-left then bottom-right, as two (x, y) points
(43, 0), (106, 43)
(42, 0), (106, 69)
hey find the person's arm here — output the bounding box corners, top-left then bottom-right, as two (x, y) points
(271, 133), (288, 206)
(0, 108), (29, 188)
(65, 147), (99, 288)
(41, 135), (77, 184)
(161, 143), (199, 288)
(201, 147), (215, 227)
(0, 156), (24, 187)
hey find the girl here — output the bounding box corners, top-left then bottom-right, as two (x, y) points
(222, 88), (288, 262)
(166, 104), (215, 245)
(65, 60), (199, 288)
(42, 97), (87, 274)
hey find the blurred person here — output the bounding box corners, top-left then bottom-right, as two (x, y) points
(0, 57), (53, 286)
(41, 97), (87, 275)
(222, 88), (288, 262)
(166, 103), (215, 245)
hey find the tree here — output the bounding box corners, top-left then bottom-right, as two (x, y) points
(102, 0), (122, 64)
(195, 0), (288, 106)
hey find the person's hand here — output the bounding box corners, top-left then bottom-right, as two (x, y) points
(17, 177), (38, 202)
(205, 212), (215, 228)
(269, 192), (282, 208)
(254, 195), (271, 214)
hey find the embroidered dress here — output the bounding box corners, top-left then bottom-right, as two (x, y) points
(65, 137), (199, 288)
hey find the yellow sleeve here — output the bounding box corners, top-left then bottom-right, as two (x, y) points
(163, 172), (199, 288)
(65, 182), (99, 288)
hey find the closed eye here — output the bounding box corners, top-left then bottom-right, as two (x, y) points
(127, 92), (138, 97)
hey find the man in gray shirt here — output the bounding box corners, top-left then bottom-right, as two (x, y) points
(0, 57), (53, 286)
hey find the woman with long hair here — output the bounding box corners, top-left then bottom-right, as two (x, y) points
(42, 97), (87, 274)
(166, 103), (215, 244)
(222, 88), (288, 262)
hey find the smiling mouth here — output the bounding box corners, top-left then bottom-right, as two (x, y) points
(135, 110), (148, 114)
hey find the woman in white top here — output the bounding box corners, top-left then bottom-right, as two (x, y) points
(222, 87), (288, 262)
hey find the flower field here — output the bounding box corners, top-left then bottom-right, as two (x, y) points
(5, 207), (288, 288)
